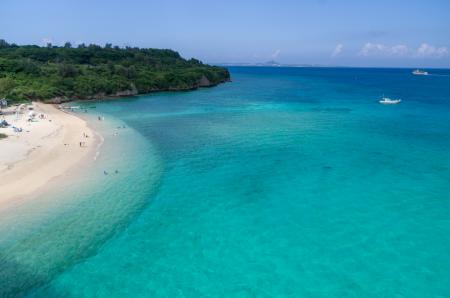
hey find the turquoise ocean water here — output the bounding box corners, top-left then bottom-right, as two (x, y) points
(1, 67), (450, 297)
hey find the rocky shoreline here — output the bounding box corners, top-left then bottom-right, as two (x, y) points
(48, 75), (231, 104)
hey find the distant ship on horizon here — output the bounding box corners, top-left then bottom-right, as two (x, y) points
(412, 69), (429, 76)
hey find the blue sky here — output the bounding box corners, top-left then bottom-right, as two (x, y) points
(1, 0), (450, 67)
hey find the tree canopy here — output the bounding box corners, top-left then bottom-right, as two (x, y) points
(0, 40), (230, 103)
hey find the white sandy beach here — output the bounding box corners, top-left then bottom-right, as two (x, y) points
(0, 102), (97, 208)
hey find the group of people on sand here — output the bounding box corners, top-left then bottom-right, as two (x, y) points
(79, 132), (89, 147)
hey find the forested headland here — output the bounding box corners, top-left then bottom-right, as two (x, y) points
(0, 40), (230, 103)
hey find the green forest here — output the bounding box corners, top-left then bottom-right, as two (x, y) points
(0, 40), (230, 103)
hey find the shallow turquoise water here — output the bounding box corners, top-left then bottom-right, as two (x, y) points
(2, 67), (450, 297)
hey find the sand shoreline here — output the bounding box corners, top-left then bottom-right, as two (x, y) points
(0, 102), (99, 209)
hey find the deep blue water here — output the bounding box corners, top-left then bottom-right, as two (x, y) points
(1, 67), (450, 297)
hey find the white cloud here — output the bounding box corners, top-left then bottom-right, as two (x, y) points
(416, 43), (448, 58)
(358, 43), (383, 56)
(358, 42), (448, 58)
(390, 44), (409, 56)
(331, 44), (343, 57)
(358, 43), (409, 57)
(271, 49), (281, 59)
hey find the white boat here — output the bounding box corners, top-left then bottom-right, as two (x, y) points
(379, 97), (401, 105)
(412, 69), (428, 75)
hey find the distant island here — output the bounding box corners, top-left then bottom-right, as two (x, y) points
(0, 40), (230, 103)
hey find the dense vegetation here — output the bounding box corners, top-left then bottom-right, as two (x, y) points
(0, 133), (7, 139)
(0, 40), (230, 103)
